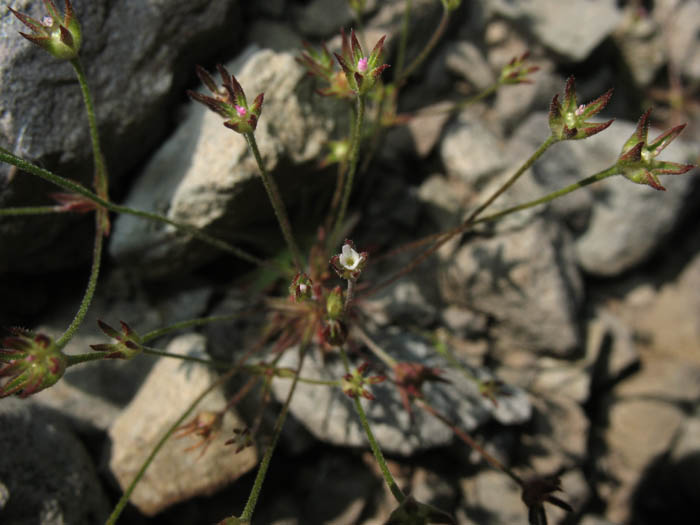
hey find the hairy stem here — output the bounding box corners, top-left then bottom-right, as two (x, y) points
(55, 216), (103, 349)
(333, 94), (366, 242)
(363, 134), (560, 298)
(244, 132), (303, 272)
(0, 150), (269, 268)
(65, 351), (110, 366)
(237, 342), (309, 522)
(339, 346), (405, 503)
(141, 313), (250, 343)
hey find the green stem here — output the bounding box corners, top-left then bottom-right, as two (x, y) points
(338, 346), (405, 503)
(394, 0), (413, 78)
(70, 58), (108, 194)
(0, 150), (268, 268)
(397, 4), (449, 85)
(55, 216), (103, 349)
(333, 94), (366, 242)
(141, 313), (249, 343)
(237, 343), (308, 522)
(344, 279), (355, 312)
(362, 134), (560, 298)
(353, 326), (397, 368)
(473, 166), (620, 226)
(65, 351), (110, 366)
(0, 206), (63, 215)
(141, 346), (231, 369)
(244, 132), (302, 272)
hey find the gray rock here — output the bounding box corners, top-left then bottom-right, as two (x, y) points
(661, 0), (700, 82)
(439, 219), (583, 355)
(108, 334), (257, 516)
(270, 329), (531, 455)
(668, 416), (700, 501)
(110, 47), (342, 277)
(416, 173), (466, 231)
(292, 0), (355, 38)
(445, 41), (495, 91)
(440, 109), (508, 188)
(613, 7), (665, 87)
(0, 0), (242, 272)
(361, 279), (438, 327)
(0, 399), (110, 525)
(487, 0), (623, 62)
(459, 470), (523, 524)
(598, 397), (685, 523)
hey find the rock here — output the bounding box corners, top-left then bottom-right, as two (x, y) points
(0, 399), (110, 525)
(416, 173), (466, 231)
(110, 47), (342, 277)
(598, 397), (685, 523)
(411, 467), (458, 515)
(31, 277), (212, 432)
(459, 469), (523, 524)
(406, 102), (453, 158)
(440, 109), (508, 188)
(361, 279), (438, 328)
(613, 6), (665, 87)
(660, 0), (700, 82)
(292, 0), (355, 38)
(522, 395), (589, 474)
(269, 329), (531, 455)
(445, 41), (496, 91)
(585, 309), (639, 390)
(487, 0), (623, 62)
(108, 334), (257, 516)
(439, 219), (583, 355)
(531, 356), (591, 404)
(249, 19), (302, 52)
(0, 0), (242, 273)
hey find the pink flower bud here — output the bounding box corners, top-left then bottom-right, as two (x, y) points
(235, 105), (247, 117)
(357, 57), (368, 73)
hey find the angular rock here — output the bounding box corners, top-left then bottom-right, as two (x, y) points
(439, 219), (583, 355)
(440, 109), (508, 188)
(0, 399), (110, 525)
(0, 0), (242, 272)
(488, 0), (623, 62)
(445, 41), (495, 91)
(108, 334), (257, 516)
(269, 329), (531, 455)
(110, 47), (342, 277)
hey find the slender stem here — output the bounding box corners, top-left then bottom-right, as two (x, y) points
(0, 150), (269, 268)
(238, 342), (309, 522)
(353, 326), (397, 368)
(65, 351), (110, 366)
(464, 134), (559, 225)
(394, 0), (413, 78)
(339, 346), (405, 503)
(71, 58), (110, 234)
(417, 398), (522, 486)
(141, 313), (250, 343)
(142, 346), (231, 370)
(450, 82), (499, 113)
(324, 107), (354, 240)
(70, 58), (108, 193)
(473, 166), (620, 226)
(333, 95), (366, 241)
(362, 135), (560, 298)
(105, 365), (239, 525)
(55, 216), (103, 349)
(397, 5), (449, 85)
(244, 132), (302, 272)
(344, 279), (355, 311)
(0, 206), (64, 215)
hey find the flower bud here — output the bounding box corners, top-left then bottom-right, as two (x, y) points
(0, 328), (67, 398)
(548, 76), (614, 140)
(90, 320), (143, 360)
(9, 1), (82, 61)
(289, 273), (314, 303)
(334, 29), (390, 95)
(326, 286), (344, 320)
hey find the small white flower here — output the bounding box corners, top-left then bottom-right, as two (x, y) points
(339, 243), (361, 270)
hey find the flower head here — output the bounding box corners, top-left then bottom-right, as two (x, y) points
(187, 64), (263, 135)
(341, 362), (386, 400)
(548, 76), (614, 140)
(289, 272), (314, 303)
(297, 40), (354, 99)
(330, 239), (368, 280)
(9, 0), (82, 61)
(175, 410), (223, 458)
(0, 328), (67, 398)
(521, 475), (573, 525)
(499, 51), (540, 85)
(393, 361), (449, 416)
(334, 29), (390, 95)
(90, 320), (143, 360)
(616, 108), (695, 190)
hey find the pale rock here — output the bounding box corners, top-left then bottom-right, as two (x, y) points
(108, 334), (257, 516)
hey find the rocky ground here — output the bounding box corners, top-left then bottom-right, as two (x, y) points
(1, 1), (699, 524)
